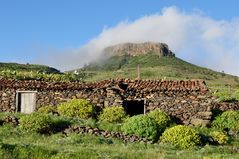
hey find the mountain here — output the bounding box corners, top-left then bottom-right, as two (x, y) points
(74, 42), (239, 92)
(0, 62), (61, 74)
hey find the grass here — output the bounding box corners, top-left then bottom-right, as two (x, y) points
(1, 113), (239, 159)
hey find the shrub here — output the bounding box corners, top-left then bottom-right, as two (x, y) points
(160, 125), (200, 149)
(209, 131), (228, 145)
(57, 99), (95, 119)
(51, 116), (73, 132)
(235, 89), (239, 101)
(98, 106), (128, 123)
(214, 90), (235, 102)
(212, 110), (239, 134)
(98, 121), (122, 132)
(51, 152), (80, 159)
(0, 143), (56, 159)
(37, 105), (57, 114)
(19, 113), (53, 133)
(121, 115), (158, 141)
(147, 109), (171, 132)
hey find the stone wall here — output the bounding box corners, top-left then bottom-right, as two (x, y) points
(212, 102), (239, 111)
(0, 78), (237, 126)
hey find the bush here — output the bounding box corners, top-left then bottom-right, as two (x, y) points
(98, 106), (128, 123)
(212, 110), (239, 135)
(121, 115), (158, 141)
(209, 131), (228, 145)
(19, 113), (53, 133)
(147, 109), (171, 132)
(98, 121), (122, 132)
(57, 99), (95, 119)
(50, 116), (73, 132)
(51, 152), (79, 159)
(214, 90), (235, 102)
(235, 89), (239, 101)
(160, 125), (200, 149)
(37, 105), (57, 114)
(0, 143), (56, 159)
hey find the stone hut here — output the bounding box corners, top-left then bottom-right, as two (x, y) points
(0, 78), (229, 126)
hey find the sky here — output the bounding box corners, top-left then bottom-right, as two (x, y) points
(1, 0), (239, 75)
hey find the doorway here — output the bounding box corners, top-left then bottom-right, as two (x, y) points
(16, 91), (37, 113)
(123, 100), (145, 116)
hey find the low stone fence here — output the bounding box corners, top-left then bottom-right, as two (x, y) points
(63, 125), (153, 144)
(212, 102), (239, 111)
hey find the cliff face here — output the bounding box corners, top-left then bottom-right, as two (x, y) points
(103, 42), (175, 57)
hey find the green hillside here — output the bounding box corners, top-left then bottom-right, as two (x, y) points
(0, 62), (83, 82)
(0, 62), (61, 74)
(77, 53), (239, 93)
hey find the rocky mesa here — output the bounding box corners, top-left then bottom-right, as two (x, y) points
(103, 42), (175, 57)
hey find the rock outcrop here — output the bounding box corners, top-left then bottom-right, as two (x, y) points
(104, 42), (175, 57)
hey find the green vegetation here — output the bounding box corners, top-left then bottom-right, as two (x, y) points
(74, 54), (239, 96)
(0, 142), (56, 159)
(19, 113), (53, 133)
(98, 106), (128, 123)
(0, 69), (83, 82)
(212, 110), (239, 134)
(0, 62), (85, 82)
(214, 88), (239, 102)
(235, 89), (239, 100)
(160, 125), (201, 149)
(209, 131), (229, 145)
(37, 105), (57, 114)
(1, 54), (239, 98)
(121, 115), (159, 141)
(1, 53), (239, 157)
(57, 99), (95, 119)
(1, 111), (239, 158)
(84, 55), (131, 71)
(214, 90), (236, 102)
(147, 109), (171, 133)
(0, 62), (60, 73)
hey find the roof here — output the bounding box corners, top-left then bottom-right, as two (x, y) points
(0, 78), (208, 92)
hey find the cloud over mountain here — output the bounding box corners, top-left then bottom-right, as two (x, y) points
(38, 6), (239, 76)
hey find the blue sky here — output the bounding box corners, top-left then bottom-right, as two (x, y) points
(1, 0), (239, 75)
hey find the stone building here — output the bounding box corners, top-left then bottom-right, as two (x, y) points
(0, 78), (221, 125)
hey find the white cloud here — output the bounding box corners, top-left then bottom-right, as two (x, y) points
(37, 6), (239, 76)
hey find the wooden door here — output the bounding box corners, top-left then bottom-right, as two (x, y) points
(17, 91), (37, 113)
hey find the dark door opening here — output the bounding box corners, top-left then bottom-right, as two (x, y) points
(123, 100), (144, 116)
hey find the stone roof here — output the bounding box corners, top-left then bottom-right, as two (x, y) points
(0, 78), (208, 92)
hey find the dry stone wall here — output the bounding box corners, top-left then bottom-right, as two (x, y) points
(212, 102), (239, 111)
(0, 78), (237, 126)
(63, 125), (153, 144)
